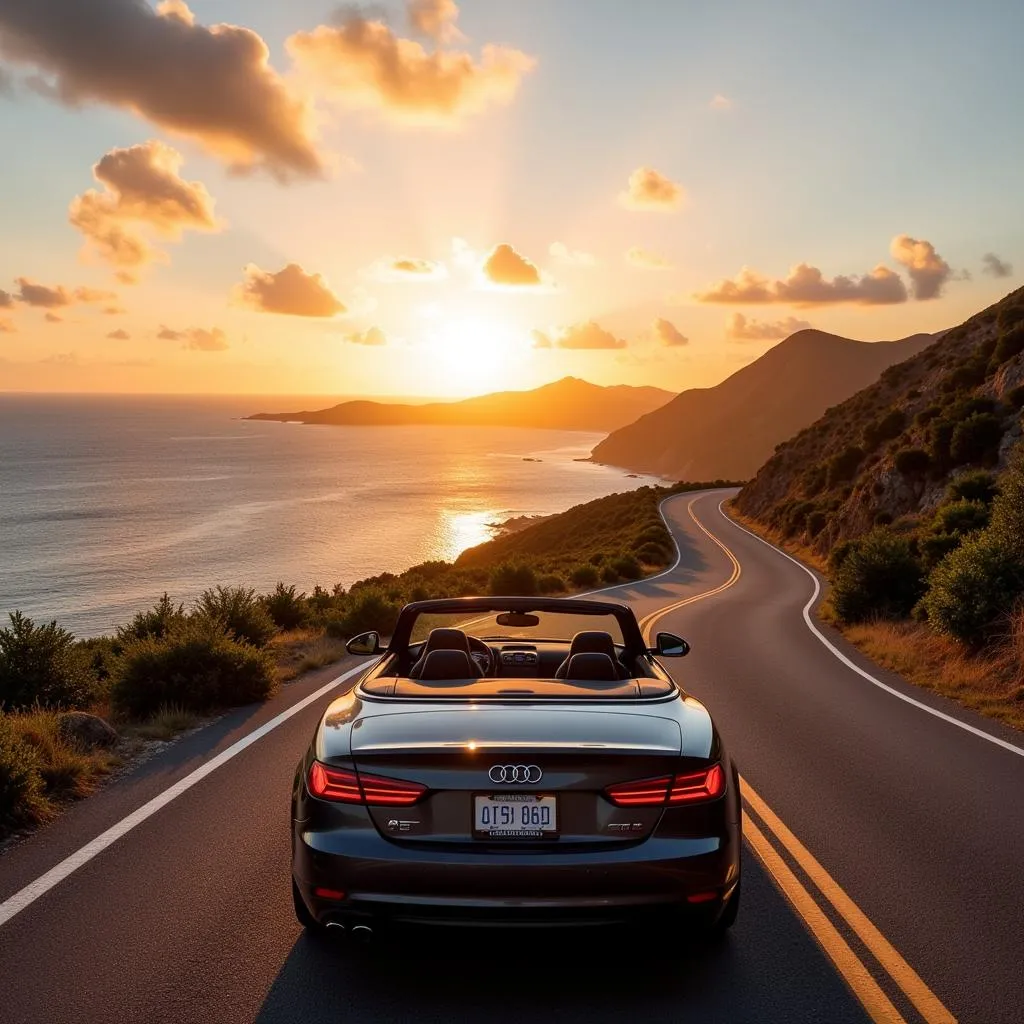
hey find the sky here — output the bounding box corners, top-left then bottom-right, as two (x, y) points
(0, 0), (1021, 398)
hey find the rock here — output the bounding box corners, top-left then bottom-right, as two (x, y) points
(57, 712), (118, 749)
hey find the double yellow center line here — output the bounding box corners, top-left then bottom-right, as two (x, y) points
(645, 496), (956, 1024)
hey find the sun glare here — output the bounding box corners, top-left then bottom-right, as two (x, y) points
(426, 317), (525, 394)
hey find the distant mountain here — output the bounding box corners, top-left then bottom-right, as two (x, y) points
(590, 330), (936, 480)
(248, 377), (675, 433)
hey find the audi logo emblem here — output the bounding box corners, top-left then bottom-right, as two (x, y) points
(488, 764), (543, 784)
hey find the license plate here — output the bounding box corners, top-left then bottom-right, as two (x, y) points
(474, 794), (558, 838)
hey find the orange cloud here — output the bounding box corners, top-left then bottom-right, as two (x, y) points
(890, 235), (952, 300)
(69, 141), (219, 282)
(287, 9), (534, 127)
(0, 0), (321, 178)
(347, 326), (387, 345)
(620, 167), (683, 211)
(481, 243), (541, 286)
(710, 94), (733, 110)
(370, 256), (447, 281)
(408, 0), (464, 44)
(237, 263), (346, 317)
(0, 289), (13, 308)
(652, 317), (688, 346)
(626, 246), (672, 270)
(44, 312), (63, 323)
(536, 321), (627, 350)
(158, 325), (228, 351)
(695, 263), (907, 306)
(106, 328), (130, 340)
(727, 313), (812, 340)
(549, 242), (596, 267)
(15, 278), (71, 308)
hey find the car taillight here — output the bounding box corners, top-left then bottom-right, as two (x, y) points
(605, 763), (725, 807)
(307, 761), (426, 806)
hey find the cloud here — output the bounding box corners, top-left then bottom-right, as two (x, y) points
(0, 289), (13, 308)
(370, 256), (447, 281)
(286, 6), (534, 128)
(727, 313), (813, 340)
(73, 286), (117, 303)
(626, 246), (672, 270)
(236, 263), (346, 317)
(0, 0), (321, 178)
(889, 235), (952, 300)
(103, 305), (126, 315)
(158, 325), (228, 350)
(346, 326), (387, 345)
(981, 252), (1013, 279)
(44, 311), (63, 323)
(538, 321), (627, 350)
(408, 0), (464, 44)
(15, 278), (71, 308)
(694, 263), (907, 306)
(549, 242), (596, 267)
(710, 93), (733, 110)
(619, 167), (684, 211)
(106, 328), (130, 340)
(652, 317), (688, 346)
(481, 243), (541, 286)
(69, 140), (220, 281)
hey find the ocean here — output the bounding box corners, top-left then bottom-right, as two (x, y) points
(0, 394), (662, 638)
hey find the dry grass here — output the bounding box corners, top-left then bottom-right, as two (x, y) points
(123, 704), (204, 742)
(271, 628), (348, 682)
(723, 500), (1024, 733)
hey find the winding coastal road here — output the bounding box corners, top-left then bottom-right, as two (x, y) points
(2, 488), (1023, 1023)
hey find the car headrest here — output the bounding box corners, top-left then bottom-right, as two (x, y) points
(569, 631), (617, 657)
(423, 628), (471, 655)
(564, 652), (620, 682)
(415, 649), (478, 681)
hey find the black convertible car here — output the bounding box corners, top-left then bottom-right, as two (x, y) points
(291, 596), (741, 941)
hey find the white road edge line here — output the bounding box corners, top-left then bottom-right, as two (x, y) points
(0, 662), (368, 930)
(719, 501), (1024, 761)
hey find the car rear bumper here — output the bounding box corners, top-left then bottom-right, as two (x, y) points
(293, 826), (740, 927)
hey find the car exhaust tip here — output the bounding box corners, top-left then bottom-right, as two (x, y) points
(324, 920), (346, 933)
(350, 923), (374, 943)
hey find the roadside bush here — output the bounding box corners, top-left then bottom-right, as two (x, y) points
(609, 555), (643, 581)
(600, 565), (620, 584)
(112, 620), (276, 718)
(826, 446), (864, 487)
(0, 714), (44, 829)
(894, 448), (931, 476)
(261, 583), (308, 631)
(932, 499), (989, 537)
(195, 586), (276, 647)
(947, 470), (998, 505)
(537, 574), (566, 594)
(635, 541), (670, 565)
(919, 532), (962, 570)
(831, 530), (925, 624)
(488, 562), (538, 597)
(0, 613), (98, 712)
(806, 510), (828, 537)
(949, 412), (1004, 467)
(117, 594), (187, 645)
(327, 589), (402, 638)
(569, 565), (600, 588)
(924, 534), (1024, 645)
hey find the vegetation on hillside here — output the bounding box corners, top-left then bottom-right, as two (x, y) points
(735, 286), (1024, 729)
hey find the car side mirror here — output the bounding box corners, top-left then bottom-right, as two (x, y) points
(652, 632), (690, 657)
(346, 631), (381, 656)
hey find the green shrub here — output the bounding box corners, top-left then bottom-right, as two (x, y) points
(996, 303), (1024, 333)
(863, 409), (905, 450)
(0, 715), (45, 829)
(635, 541), (670, 564)
(537, 574), (566, 594)
(112, 620), (276, 718)
(600, 565), (620, 584)
(569, 565), (600, 588)
(195, 586), (276, 647)
(994, 325), (1024, 363)
(920, 532), (962, 570)
(261, 583), (308, 631)
(949, 412), (1004, 467)
(609, 555), (643, 580)
(831, 530), (925, 624)
(914, 405), (941, 427)
(946, 470), (998, 504)
(932, 499), (989, 537)
(924, 534), (1024, 645)
(806, 510), (828, 537)
(826, 446), (864, 487)
(488, 563), (538, 597)
(0, 613), (98, 712)
(118, 594), (187, 645)
(329, 589), (402, 637)
(894, 448), (931, 476)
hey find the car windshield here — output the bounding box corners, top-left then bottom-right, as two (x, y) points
(407, 609), (626, 646)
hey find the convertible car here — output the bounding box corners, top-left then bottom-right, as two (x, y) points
(291, 596), (741, 942)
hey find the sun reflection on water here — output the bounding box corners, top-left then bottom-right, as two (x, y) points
(441, 509), (498, 558)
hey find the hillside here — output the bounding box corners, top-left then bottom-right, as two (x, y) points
(590, 330), (935, 480)
(736, 286), (1024, 553)
(248, 377), (674, 433)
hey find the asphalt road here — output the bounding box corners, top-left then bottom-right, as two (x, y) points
(2, 488), (1022, 1023)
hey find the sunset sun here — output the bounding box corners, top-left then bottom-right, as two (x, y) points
(427, 317), (525, 394)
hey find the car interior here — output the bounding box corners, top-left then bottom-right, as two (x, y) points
(360, 627), (676, 699)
